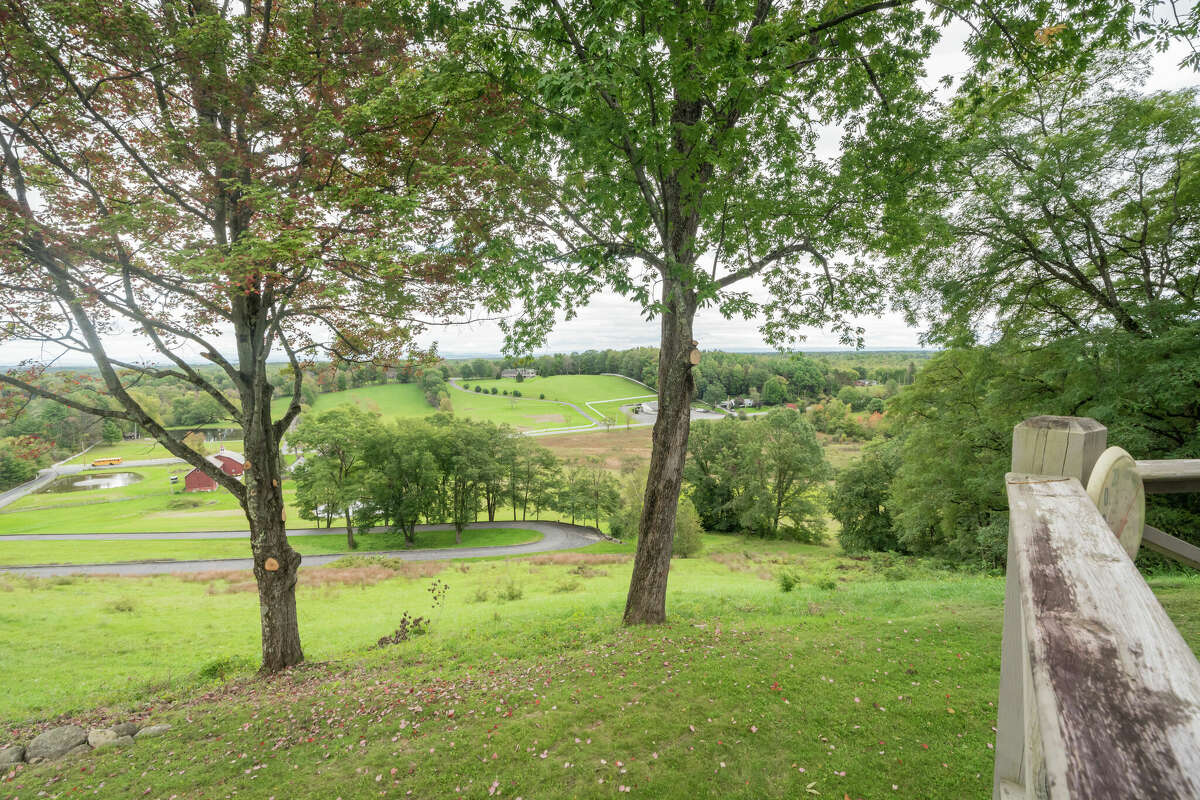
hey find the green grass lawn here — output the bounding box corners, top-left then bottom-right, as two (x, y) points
(1, 536), (1198, 799)
(278, 382), (434, 421)
(275, 381), (594, 431)
(466, 374), (653, 405)
(448, 387), (592, 430)
(0, 528), (542, 566)
(0, 465), (304, 535)
(0, 535), (1198, 799)
(64, 439), (243, 465)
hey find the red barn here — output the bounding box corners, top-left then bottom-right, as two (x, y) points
(183, 449), (245, 492)
(212, 447), (245, 476)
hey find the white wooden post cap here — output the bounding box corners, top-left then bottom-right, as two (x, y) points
(1011, 416), (1108, 483)
(1085, 446), (1145, 559)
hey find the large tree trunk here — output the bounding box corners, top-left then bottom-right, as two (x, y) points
(243, 413), (304, 673)
(345, 509), (356, 550)
(623, 286), (696, 625)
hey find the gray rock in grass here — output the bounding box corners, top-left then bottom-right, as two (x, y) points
(134, 724), (171, 739)
(87, 729), (119, 749)
(26, 726), (86, 760)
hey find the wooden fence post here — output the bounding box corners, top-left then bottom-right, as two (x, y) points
(994, 416), (1107, 799)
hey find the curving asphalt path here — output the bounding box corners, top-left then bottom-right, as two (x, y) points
(0, 520), (605, 577)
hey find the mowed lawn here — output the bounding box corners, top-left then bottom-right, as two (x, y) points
(276, 381), (593, 431)
(2, 537), (1198, 799)
(0, 528), (542, 566)
(0, 465), (304, 535)
(467, 374), (654, 423)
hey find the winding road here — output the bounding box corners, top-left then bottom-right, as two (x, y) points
(0, 520), (605, 577)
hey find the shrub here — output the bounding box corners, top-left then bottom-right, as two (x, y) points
(777, 570), (800, 593)
(498, 581), (524, 601)
(490, 387), (498, 395)
(539, 393), (545, 399)
(474, 385), (482, 393)
(552, 579), (582, 593)
(470, 588), (490, 603)
(816, 577), (837, 591)
(512, 390), (521, 397)
(502, 389), (509, 396)
(672, 496), (704, 558)
(462, 383), (470, 390)
(374, 612), (429, 647)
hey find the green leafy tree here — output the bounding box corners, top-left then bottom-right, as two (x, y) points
(894, 59), (1200, 344)
(830, 440), (902, 553)
(684, 418), (755, 532)
(572, 457), (622, 530)
(461, 0), (1141, 624)
(289, 407), (381, 549)
(360, 423), (442, 546)
(101, 419), (122, 445)
(761, 377), (789, 407)
(739, 410), (830, 541)
(0, 1), (517, 671)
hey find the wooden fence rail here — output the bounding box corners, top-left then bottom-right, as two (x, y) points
(994, 416), (1200, 799)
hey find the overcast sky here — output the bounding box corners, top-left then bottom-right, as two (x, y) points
(5, 27), (1197, 366)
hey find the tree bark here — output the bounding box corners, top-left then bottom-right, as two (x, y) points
(243, 412), (304, 673)
(623, 285), (696, 625)
(345, 509), (357, 550)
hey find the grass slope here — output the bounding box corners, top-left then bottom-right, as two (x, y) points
(0, 528), (542, 567)
(466, 374), (653, 406)
(0, 466), (302, 535)
(2, 537), (1197, 799)
(64, 439), (242, 466)
(275, 381), (593, 431)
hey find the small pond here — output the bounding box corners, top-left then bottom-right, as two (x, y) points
(38, 472), (145, 493)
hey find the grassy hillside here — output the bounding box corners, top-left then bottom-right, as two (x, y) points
(64, 439), (242, 465)
(466, 373), (653, 405)
(0, 465), (302, 535)
(275, 381), (594, 431)
(275, 382), (433, 420)
(2, 537), (1198, 799)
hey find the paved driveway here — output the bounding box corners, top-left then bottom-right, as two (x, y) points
(0, 521), (605, 577)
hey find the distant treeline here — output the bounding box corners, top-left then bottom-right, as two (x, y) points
(0, 347), (929, 490)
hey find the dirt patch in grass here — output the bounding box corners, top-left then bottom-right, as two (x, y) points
(708, 551), (781, 580)
(524, 552), (631, 566)
(174, 561), (446, 592)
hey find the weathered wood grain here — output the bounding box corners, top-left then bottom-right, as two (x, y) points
(1136, 459), (1200, 495)
(1010, 417), (1107, 483)
(1006, 474), (1200, 798)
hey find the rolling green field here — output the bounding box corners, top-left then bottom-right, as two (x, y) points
(274, 381), (595, 431)
(276, 382), (433, 420)
(1, 536), (1198, 799)
(0, 528), (542, 566)
(0, 465), (303, 535)
(465, 373), (653, 405)
(64, 439), (242, 466)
